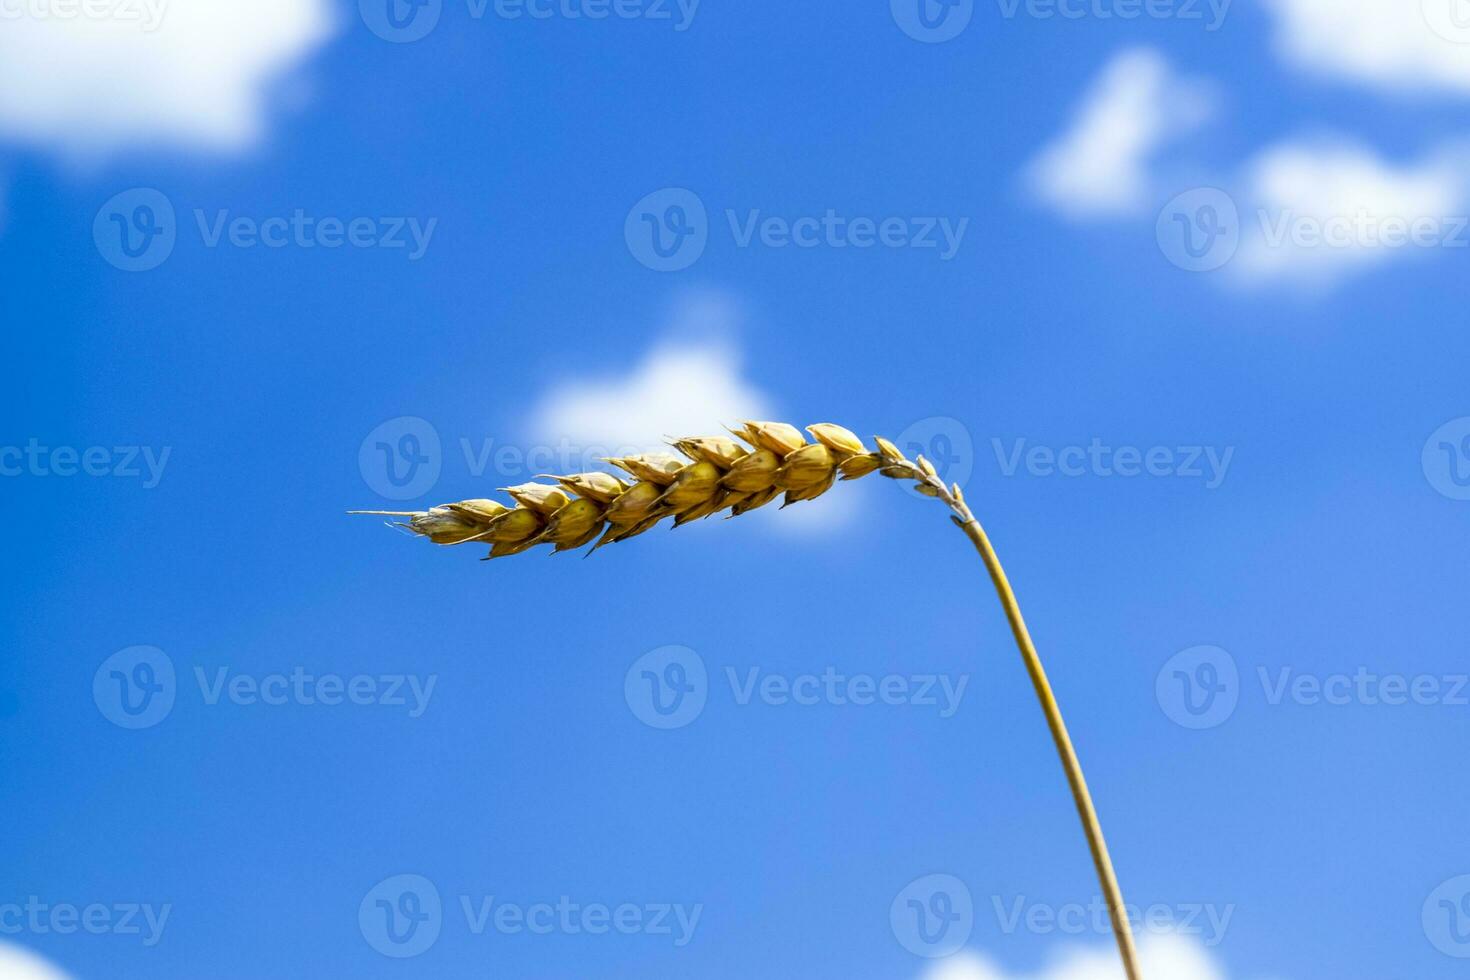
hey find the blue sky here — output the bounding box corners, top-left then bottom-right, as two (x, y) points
(3, 2), (1470, 978)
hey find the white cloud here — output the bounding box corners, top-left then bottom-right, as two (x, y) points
(924, 934), (1231, 980)
(0, 942), (71, 980)
(1024, 45), (1470, 288)
(1261, 0), (1470, 97)
(0, 0), (335, 154)
(1027, 49), (1214, 218)
(1232, 138), (1470, 284)
(528, 340), (776, 459)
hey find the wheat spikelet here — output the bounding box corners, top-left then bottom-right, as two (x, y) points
(351, 422), (975, 560)
(348, 417), (1143, 980)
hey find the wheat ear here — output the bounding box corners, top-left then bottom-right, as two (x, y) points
(350, 421), (1142, 980)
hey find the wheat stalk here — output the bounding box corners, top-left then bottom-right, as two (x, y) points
(351, 421), (1143, 980)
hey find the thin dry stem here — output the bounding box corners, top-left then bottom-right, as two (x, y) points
(895, 454), (1143, 980)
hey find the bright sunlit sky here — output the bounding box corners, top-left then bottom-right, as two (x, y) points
(4, 1), (1470, 978)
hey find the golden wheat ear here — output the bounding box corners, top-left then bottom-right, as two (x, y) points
(349, 420), (1143, 980)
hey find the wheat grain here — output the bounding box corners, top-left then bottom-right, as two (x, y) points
(349, 418), (1144, 980)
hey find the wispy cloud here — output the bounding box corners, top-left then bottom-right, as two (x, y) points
(0, 941), (71, 980)
(1261, 0), (1470, 97)
(1027, 45), (1470, 289)
(0, 0), (335, 155)
(923, 934), (1233, 980)
(1232, 137), (1470, 285)
(527, 340), (774, 458)
(1026, 49), (1214, 219)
